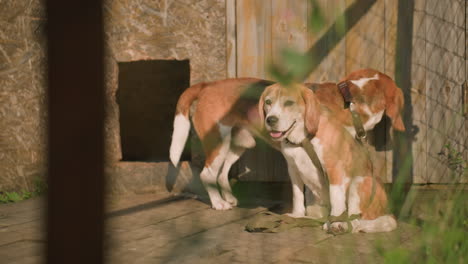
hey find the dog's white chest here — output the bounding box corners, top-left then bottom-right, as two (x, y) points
(281, 138), (324, 189)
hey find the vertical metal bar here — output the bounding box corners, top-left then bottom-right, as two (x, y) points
(46, 0), (105, 263)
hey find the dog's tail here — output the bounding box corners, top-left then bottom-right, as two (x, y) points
(169, 83), (204, 167)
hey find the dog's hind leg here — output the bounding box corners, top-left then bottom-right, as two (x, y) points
(325, 215), (397, 233)
(199, 123), (233, 210)
(325, 176), (397, 233)
(218, 146), (245, 206)
(350, 176), (397, 232)
(218, 128), (255, 206)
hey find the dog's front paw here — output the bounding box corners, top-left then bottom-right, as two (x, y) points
(285, 211), (305, 218)
(223, 194), (238, 206)
(323, 222), (349, 234)
(322, 222), (328, 231)
(211, 199), (233, 210)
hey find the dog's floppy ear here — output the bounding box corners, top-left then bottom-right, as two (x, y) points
(386, 84), (406, 131)
(301, 86), (321, 135)
(257, 87), (267, 127)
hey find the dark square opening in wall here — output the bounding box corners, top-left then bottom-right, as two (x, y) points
(117, 60), (191, 162)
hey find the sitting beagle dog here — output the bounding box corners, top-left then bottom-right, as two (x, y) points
(260, 82), (397, 233)
(169, 69), (404, 222)
(310, 68), (405, 138)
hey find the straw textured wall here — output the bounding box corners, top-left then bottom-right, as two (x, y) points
(0, 1), (47, 192)
(1, 0), (227, 193)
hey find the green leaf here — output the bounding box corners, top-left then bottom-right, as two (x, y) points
(267, 63), (292, 86)
(309, 0), (326, 33)
(281, 48), (312, 80)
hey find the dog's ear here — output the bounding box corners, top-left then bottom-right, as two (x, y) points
(302, 86), (321, 135)
(258, 88), (267, 127)
(386, 85), (406, 131)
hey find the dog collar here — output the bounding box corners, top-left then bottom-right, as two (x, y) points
(337, 81), (366, 140)
(337, 81), (352, 108)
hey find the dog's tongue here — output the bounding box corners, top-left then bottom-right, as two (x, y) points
(270, 131), (283, 138)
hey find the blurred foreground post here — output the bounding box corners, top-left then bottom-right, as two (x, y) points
(46, 0), (105, 263)
(392, 0), (415, 217)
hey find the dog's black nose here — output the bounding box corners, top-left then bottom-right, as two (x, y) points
(266, 116), (278, 125)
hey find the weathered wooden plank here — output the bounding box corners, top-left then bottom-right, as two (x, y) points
(106, 197), (209, 234)
(0, 197), (44, 215)
(0, 222), (44, 246)
(0, 198), (44, 247)
(234, 0), (289, 182)
(425, 0), (466, 183)
(379, 0), (397, 183)
(124, 219), (332, 264)
(271, 0), (309, 64)
(408, 0), (428, 183)
(0, 217), (42, 234)
(344, 0), (388, 182)
(236, 0), (271, 78)
(345, 0), (385, 73)
(107, 201), (267, 263)
(0, 241), (43, 264)
(226, 0), (237, 78)
(306, 0), (347, 83)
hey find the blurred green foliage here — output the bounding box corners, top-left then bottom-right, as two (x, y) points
(0, 176), (47, 204)
(0, 191), (31, 203)
(439, 143), (468, 181)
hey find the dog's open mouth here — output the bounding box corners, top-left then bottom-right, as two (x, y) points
(269, 121), (296, 139)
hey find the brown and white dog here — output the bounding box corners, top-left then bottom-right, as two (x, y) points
(311, 68), (405, 138)
(260, 82), (397, 233)
(169, 69), (404, 219)
(170, 78), (275, 210)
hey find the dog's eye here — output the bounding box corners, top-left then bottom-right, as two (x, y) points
(265, 99), (272, 105)
(284, 100), (294, 107)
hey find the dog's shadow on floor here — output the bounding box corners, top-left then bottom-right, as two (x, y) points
(165, 158), (292, 214)
(231, 181), (292, 214)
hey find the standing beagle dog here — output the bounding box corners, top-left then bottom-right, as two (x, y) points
(260, 82), (397, 233)
(169, 69), (404, 221)
(170, 78), (275, 210)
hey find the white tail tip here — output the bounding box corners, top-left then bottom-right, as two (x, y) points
(169, 114), (191, 167)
